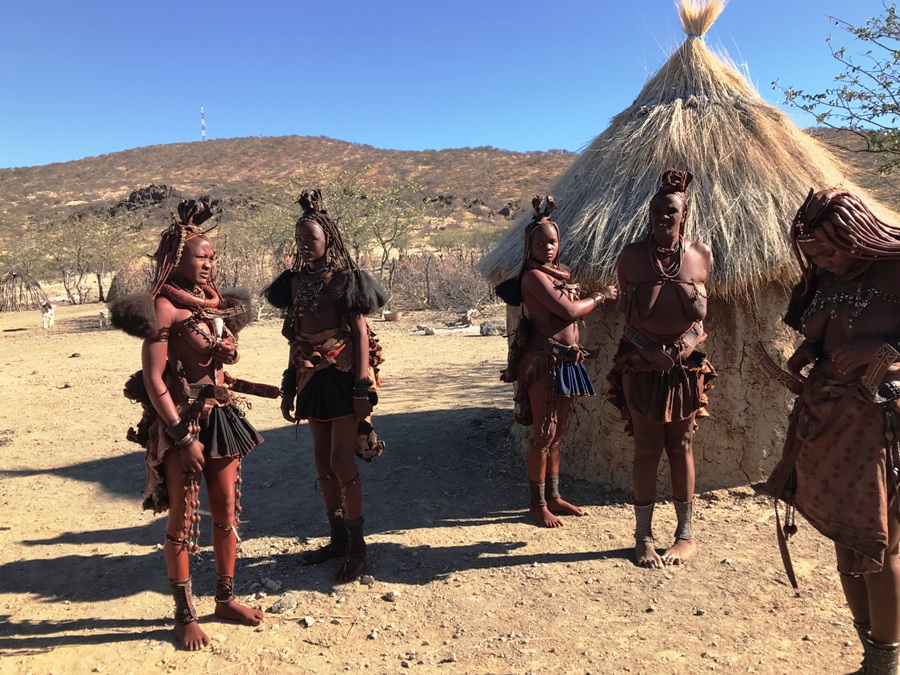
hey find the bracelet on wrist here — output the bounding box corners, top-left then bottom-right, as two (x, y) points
(167, 419), (190, 443)
(281, 367), (298, 397)
(353, 378), (374, 397)
(174, 433), (196, 449)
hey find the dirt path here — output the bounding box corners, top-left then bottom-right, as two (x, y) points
(0, 303), (864, 674)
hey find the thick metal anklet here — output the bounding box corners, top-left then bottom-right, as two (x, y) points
(169, 577), (199, 624)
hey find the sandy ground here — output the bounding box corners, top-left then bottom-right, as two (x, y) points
(0, 302), (869, 674)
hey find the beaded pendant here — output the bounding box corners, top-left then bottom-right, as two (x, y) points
(294, 262), (336, 316)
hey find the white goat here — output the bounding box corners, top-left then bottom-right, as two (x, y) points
(41, 301), (55, 329)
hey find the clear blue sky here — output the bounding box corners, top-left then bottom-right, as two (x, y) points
(0, 0), (888, 169)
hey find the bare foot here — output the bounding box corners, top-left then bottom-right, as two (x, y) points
(546, 497), (584, 516)
(174, 621), (210, 651)
(215, 599), (265, 626)
(529, 505), (563, 528)
(661, 538), (698, 565)
(334, 551), (368, 584)
(635, 540), (663, 569)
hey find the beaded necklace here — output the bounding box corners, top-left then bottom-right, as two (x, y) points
(294, 261), (336, 316)
(648, 235), (683, 281)
(802, 271), (900, 332)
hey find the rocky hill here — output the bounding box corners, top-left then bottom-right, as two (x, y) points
(0, 130), (897, 252)
(0, 136), (577, 245)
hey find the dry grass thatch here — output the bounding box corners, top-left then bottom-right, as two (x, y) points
(106, 256), (154, 302)
(479, 0), (897, 300)
(0, 269), (48, 312)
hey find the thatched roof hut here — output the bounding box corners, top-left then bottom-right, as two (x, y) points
(0, 269), (48, 312)
(479, 0), (898, 491)
(106, 256), (154, 303)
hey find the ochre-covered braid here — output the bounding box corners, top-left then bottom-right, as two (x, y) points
(294, 189), (356, 273)
(791, 188), (900, 292)
(149, 199), (218, 297)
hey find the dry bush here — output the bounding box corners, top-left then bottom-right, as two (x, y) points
(387, 252), (495, 312)
(215, 248), (284, 298)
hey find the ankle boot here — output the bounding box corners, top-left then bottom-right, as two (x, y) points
(302, 508), (348, 566)
(335, 516), (367, 583)
(860, 635), (900, 675)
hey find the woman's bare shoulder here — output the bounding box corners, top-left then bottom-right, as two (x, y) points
(154, 294), (176, 317)
(521, 268), (553, 290)
(686, 239), (712, 259)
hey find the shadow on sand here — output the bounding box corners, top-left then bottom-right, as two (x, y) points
(1, 402), (629, 651)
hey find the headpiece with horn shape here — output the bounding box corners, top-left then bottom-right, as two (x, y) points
(656, 169), (693, 195)
(531, 194), (557, 222)
(297, 188), (327, 220)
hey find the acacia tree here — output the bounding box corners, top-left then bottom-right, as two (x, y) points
(364, 177), (427, 279)
(285, 170), (426, 275)
(777, 4), (900, 174)
(89, 212), (143, 301)
(47, 221), (93, 304)
(1, 224), (52, 278)
(215, 203), (295, 291)
(45, 211), (141, 303)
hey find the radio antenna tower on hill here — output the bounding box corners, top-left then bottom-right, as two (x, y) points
(201, 104), (206, 142)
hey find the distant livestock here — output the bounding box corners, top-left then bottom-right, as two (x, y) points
(41, 301), (55, 329)
(98, 308), (110, 328)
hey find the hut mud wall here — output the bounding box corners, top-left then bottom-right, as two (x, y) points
(508, 282), (799, 494)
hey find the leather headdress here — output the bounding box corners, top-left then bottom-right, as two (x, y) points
(656, 169), (693, 195)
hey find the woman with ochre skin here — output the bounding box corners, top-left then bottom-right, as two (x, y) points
(608, 170), (715, 569)
(498, 196), (617, 528)
(766, 188), (900, 673)
(137, 200), (265, 650)
(266, 189), (386, 583)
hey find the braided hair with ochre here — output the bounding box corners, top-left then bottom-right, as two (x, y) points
(785, 188), (900, 329)
(495, 195), (562, 305)
(293, 189), (356, 273)
(149, 199), (218, 297)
